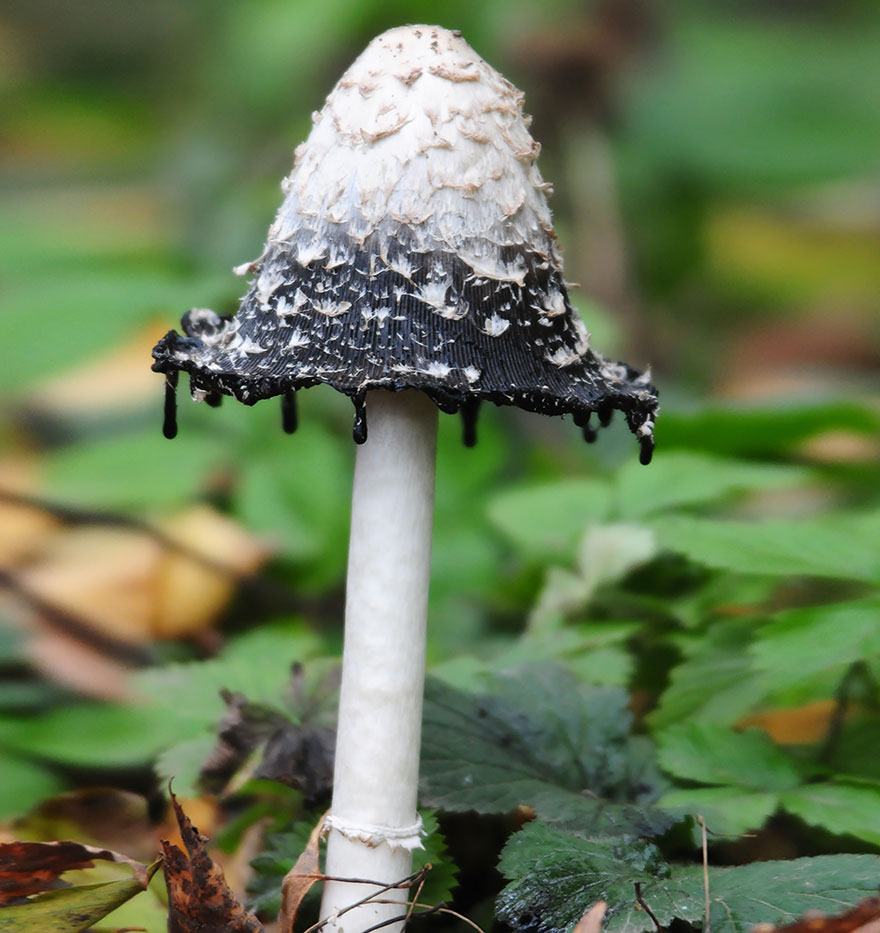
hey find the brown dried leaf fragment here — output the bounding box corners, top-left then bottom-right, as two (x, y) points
(279, 813), (326, 933)
(573, 902), (607, 933)
(0, 840), (147, 905)
(162, 792), (263, 933)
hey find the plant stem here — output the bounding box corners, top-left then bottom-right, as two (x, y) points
(320, 390), (438, 933)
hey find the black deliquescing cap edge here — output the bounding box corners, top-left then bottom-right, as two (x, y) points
(153, 334), (658, 464)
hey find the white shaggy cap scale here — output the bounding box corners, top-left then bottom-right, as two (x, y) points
(271, 25), (558, 282)
(152, 25), (658, 461)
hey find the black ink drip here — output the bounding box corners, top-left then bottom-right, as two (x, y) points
(461, 399), (480, 448)
(282, 390), (298, 434)
(205, 392), (223, 408)
(574, 410), (597, 444)
(639, 434), (654, 466)
(352, 396), (368, 444)
(597, 402), (614, 427)
(163, 373), (178, 439)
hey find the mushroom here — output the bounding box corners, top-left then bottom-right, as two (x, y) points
(152, 25), (658, 933)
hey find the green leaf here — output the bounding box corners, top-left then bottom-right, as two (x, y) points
(752, 597), (880, 687)
(781, 783), (880, 847)
(0, 625), (323, 771)
(657, 786), (778, 837)
(135, 620), (323, 727)
(655, 513), (880, 582)
(0, 858), (160, 933)
(236, 420), (351, 589)
(1, 270), (226, 392)
(413, 810), (459, 906)
(0, 705), (181, 768)
(496, 821), (694, 933)
(486, 479), (611, 560)
(614, 451), (810, 520)
(248, 815), (319, 918)
(657, 722), (802, 790)
(655, 401), (880, 459)
(676, 855), (880, 933)
(0, 753), (65, 819)
(431, 625), (637, 692)
(155, 734), (219, 798)
(46, 428), (223, 510)
(421, 666), (672, 839)
(649, 619), (768, 728)
(498, 821), (880, 933)
(624, 14), (880, 189)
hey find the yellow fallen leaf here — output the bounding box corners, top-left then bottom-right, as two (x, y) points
(0, 457), (57, 567)
(739, 700), (840, 745)
(19, 527), (160, 645)
(152, 505), (268, 639)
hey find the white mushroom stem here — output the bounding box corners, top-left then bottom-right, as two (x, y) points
(320, 389), (438, 933)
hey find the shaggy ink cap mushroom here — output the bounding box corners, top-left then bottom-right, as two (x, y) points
(152, 26), (658, 462)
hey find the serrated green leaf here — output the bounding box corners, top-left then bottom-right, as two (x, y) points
(614, 451), (810, 519)
(421, 666), (672, 839)
(0, 858), (160, 933)
(413, 810), (459, 906)
(247, 816), (319, 918)
(657, 722), (802, 790)
(649, 619), (768, 729)
(498, 822), (880, 933)
(486, 479), (611, 560)
(655, 513), (880, 582)
(752, 597), (880, 687)
(658, 786), (778, 837)
(497, 821), (691, 933)
(676, 855), (880, 933)
(781, 783), (880, 847)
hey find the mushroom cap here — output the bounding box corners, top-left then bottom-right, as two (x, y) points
(153, 25), (658, 459)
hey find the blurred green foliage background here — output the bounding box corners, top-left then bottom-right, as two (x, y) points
(1, 1), (880, 926)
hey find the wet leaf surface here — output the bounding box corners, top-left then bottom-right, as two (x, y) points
(421, 665), (674, 839)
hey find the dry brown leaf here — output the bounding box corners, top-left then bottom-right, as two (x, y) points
(573, 902), (607, 933)
(29, 629), (134, 700)
(799, 431), (880, 464)
(0, 458), (57, 566)
(162, 792), (263, 933)
(8, 504), (267, 698)
(18, 789), (158, 864)
(279, 813), (326, 933)
(0, 839), (148, 905)
(152, 505), (268, 639)
(739, 700), (840, 745)
(18, 527), (160, 645)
